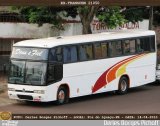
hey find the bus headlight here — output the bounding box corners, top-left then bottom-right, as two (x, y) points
(34, 90), (45, 94)
(8, 88), (15, 91)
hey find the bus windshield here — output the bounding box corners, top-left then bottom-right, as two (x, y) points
(8, 60), (47, 85)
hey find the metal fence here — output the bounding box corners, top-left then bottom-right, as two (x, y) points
(0, 12), (26, 23)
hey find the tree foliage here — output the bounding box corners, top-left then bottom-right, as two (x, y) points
(12, 6), (147, 34)
(97, 6), (126, 29)
(122, 7), (144, 23)
(12, 6), (77, 30)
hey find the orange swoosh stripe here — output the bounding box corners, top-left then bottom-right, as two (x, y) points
(92, 53), (147, 93)
(106, 53), (146, 83)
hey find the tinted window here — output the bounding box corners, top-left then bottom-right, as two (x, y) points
(101, 43), (108, 58)
(79, 44), (93, 61)
(136, 39), (143, 52)
(47, 63), (63, 83)
(109, 42), (116, 57)
(49, 47), (62, 62)
(109, 41), (122, 57)
(123, 40), (130, 54)
(150, 36), (155, 51)
(63, 46), (78, 63)
(130, 40), (136, 54)
(142, 37), (150, 51)
(123, 39), (136, 55)
(94, 43), (102, 59)
(136, 37), (150, 52)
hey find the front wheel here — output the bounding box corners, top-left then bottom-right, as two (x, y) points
(56, 87), (69, 105)
(117, 77), (129, 95)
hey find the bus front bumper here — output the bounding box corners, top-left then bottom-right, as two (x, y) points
(8, 91), (46, 102)
(7, 84), (57, 102)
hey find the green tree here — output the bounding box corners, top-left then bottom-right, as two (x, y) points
(78, 6), (99, 34)
(78, 6), (126, 33)
(12, 6), (146, 34)
(121, 7), (144, 23)
(97, 6), (126, 29)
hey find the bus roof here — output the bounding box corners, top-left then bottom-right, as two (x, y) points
(14, 30), (155, 48)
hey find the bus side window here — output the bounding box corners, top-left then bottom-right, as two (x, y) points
(109, 41), (122, 57)
(63, 46), (78, 63)
(70, 46), (78, 62)
(130, 40), (136, 54)
(94, 43), (102, 59)
(123, 39), (136, 55)
(136, 39), (143, 53)
(150, 36), (155, 52)
(49, 47), (62, 62)
(108, 42), (116, 57)
(137, 37), (151, 53)
(101, 43), (108, 58)
(116, 41), (122, 56)
(79, 45), (87, 61)
(79, 44), (93, 61)
(85, 44), (93, 60)
(49, 49), (56, 61)
(56, 47), (63, 61)
(123, 40), (130, 55)
(141, 37), (150, 52)
(63, 46), (71, 63)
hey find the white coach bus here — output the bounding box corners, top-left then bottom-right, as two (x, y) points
(8, 30), (156, 104)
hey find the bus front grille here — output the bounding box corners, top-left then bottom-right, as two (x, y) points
(17, 95), (33, 100)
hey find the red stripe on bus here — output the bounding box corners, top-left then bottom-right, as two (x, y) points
(92, 53), (146, 93)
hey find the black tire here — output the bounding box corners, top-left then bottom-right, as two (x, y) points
(117, 76), (129, 95)
(56, 86), (69, 105)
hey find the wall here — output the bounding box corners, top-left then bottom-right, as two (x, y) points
(0, 20), (149, 39)
(91, 20), (149, 33)
(0, 23), (57, 38)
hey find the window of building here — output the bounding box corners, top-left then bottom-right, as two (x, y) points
(0, 39), (12, 55)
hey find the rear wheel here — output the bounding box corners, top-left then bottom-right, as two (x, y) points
(117, 76), (129, 95)
(56, 87), (69, 105)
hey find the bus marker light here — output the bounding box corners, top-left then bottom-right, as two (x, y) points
(33, 98), (41, 102)
(145, 75), (147, 79)
(77, 88), (79, 93)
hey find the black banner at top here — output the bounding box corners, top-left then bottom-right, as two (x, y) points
(0, 0), (160, 6)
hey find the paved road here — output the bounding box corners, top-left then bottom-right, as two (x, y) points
(0, 83), (160, 114)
